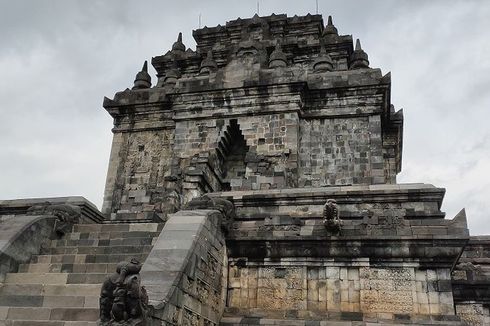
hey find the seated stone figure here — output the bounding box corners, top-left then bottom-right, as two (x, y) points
(99, 258), (148, 326)
(323, 199), (342, 234)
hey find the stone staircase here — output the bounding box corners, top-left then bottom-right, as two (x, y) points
(0, 222), (163, 325)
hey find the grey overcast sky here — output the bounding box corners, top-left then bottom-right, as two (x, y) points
(0, 1), (489, 233)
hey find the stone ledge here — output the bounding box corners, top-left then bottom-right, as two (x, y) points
(226, 238), (468, 268)
(210, 183), (445, 208)
(0, 197), (104, 223)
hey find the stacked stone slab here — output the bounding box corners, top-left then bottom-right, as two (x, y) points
(0, 222), (162, 325)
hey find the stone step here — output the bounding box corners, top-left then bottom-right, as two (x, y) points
(0, 307), (98, 321)
(0, 295), (98, 308)
(0, 222), (164, 324)
(40, 244), (154, 255)
(19, 263), (118, 274)
(30, 253), (148, 264)
(49, 236), (155, 248)
(5, 272), (111, 285)
(0, 284), (101, 297)
(4, 273), (69, 285)
(64, 230), (161, 241)
(4, 321), (97, 326)
(72, 223), (163, 233)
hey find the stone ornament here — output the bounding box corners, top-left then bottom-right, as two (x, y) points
(322, 15), (338, 37)
(199, 49), (218, 75)
(323, 199), (342, 234)
(27, 203), (81, 236)
(99, 258), (148, 326)
(171, 32), (186, 55)
(185, 194), (236, 233)
(132, 61), (151, 90)
(349, 39), (369, 69)
(313, 45), (333, 72)
(268, 43), (287, 68)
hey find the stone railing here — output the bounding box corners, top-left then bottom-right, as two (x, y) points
(0, 196), (103, 281)
(140, 206), (229, 325)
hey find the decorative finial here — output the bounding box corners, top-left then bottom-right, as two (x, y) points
(132, 60), (151, 90)
(199, 49), (218, 75)
(322, 15), (338, 38)
(269, 43), (287, 68)
(350, 38), (369, 69)
(163, 62), (181, 86)
(355, 39), (362, 51)
(172, 32), (185, 53)
(313, 45), (333, 72)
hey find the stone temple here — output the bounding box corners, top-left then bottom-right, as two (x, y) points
(0, 13), (489, 326)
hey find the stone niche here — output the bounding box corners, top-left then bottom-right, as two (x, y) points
(174, 112), (300, 192)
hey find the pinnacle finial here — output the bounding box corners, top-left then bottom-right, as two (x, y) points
(322, 15), (338, 38)
(355, 39), (362, 51)
(350, 39), (369, 69)
(313, 45), (333, 72)
(172, 32), (186, 53)
(133, 60), (151, 90)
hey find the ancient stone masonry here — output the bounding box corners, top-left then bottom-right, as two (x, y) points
(102, 13), (402, 221)
(94, 13), (490, 326)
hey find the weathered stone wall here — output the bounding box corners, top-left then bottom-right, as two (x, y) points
(452, 236), (490, 325)
(227, 261), (455, 317)
(101, 13), (403, 220)
(102, 129), (174, 221)
(216, 184), (468, 323)
(175, 113), (299, 192)
(141, 209), (227, 325)
(455, 303), (490, 326)
(298, 116), (380, 187)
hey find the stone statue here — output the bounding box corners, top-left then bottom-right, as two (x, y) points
(185, 194), (236, 233)
(99, 258), (148, 326)
(27, 202), (81, 236)
(323, 199), (341, 234)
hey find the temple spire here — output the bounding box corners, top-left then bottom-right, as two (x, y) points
(172, 32), (185, 54)
(355, 39), (362, 51)
(350, 38), (369, 69)
(323, 15), (338, 37)
(132, 60), (151, 90)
